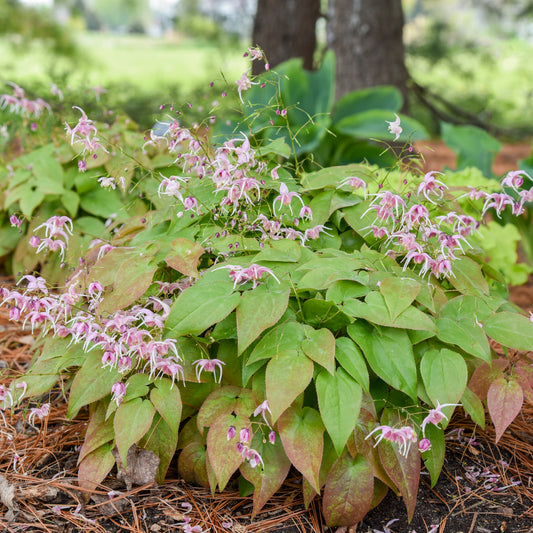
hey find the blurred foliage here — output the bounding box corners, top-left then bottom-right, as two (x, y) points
(0, 0), (79, 59)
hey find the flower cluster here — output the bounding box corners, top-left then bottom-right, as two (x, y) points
(65, 106), (108, 158)
(227, 425), (264, 468)
(0, 82), (51, 118)
(31, 215), (73, 262)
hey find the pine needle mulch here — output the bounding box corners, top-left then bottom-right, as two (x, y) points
(0, 277), (532, 533)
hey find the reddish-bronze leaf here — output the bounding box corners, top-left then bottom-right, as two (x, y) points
(278, 406), (324, 493)
(164, 238), (204, 278)
(487, 377), (523, 443)
(207, 413), (249, 491)
(323, 452), (374, 527)
(178, 442), (209, 488)
(78, 442), (115, 492)
(468, 359), (508, 400)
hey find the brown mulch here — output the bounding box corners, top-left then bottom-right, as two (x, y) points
(1, 275), (533, 533)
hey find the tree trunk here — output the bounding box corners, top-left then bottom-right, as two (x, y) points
(327, 0), (410, 106)
(251, 0), (320, 75)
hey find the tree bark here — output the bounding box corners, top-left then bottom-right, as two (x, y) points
(251, 0), (320, 75)
(327, 0), (410, 105)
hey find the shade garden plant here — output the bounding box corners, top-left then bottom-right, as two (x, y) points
(1, 50), (533, 529)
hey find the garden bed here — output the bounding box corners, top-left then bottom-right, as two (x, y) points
(0, 274), (532, 533)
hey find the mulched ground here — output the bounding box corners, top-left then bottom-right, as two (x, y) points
(0, 269), (532, 533)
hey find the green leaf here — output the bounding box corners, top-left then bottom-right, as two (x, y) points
(165, 281), (240, 338)
(78, 442), (115, 491)
(449, 257), (489, 295)
(20, 188), (45, 217)
(80, 187), (128, 219)
(237, 278), (290, 354)
(461, 387), (485, 429)
(316, 368), (362, 455)
(483, 312), (533, 351)
(67, 350), (120, 419)
(301, 327), (336, 375)
(343, 292), (437, 333)
(335, 337), (369, 393)
(379, 277), (420, 322)
(348, 323), (417, 400)
(436, 317), (491, 362)
(247, 321), (306, 366)
(61, 190), (80, 218)
(139, 413), (178, 483)
(300, 164), (369, 191)
(150, 378), (182, 438)
(420, 348), (467, 418)
(326, 280), (370, 304)
(254, 239), (302, 262)
(322, 452), (374, 527)
(421, 423), (445, 487)
(302, 299), (353, 330)
(335, 110), (429, 141)
(278, 406), (324, 493)
(114, 398), (156, 466)
(266, 350), (314, 422)
(207, 413), (249, 490)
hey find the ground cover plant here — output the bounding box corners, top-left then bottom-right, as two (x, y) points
(1, 50), (533, 529)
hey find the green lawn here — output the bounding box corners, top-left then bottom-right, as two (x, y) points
(0, 32), (247, 95)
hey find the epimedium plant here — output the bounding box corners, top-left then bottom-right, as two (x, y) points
(1, 50), (533, 528)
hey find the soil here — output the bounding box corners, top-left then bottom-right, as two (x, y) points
(1, 142), (533, 533)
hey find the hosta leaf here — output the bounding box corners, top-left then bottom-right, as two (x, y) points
(237, 278), (290, 354)
(67, 349), (120, 419)
(165, 281), (240, 337)
(114, 398), (156, 466)
(207, 413), (249, 491)
(301, 327), (336, 375)
(278, 406), (324, 493)
(164, 238), (204, 277)
(316, 368), (362, 455)
(335, 337), (369, 393)
(266, 350), (314, 422)
(322, 452), (374, 527)
(487, 378), (523, 443)
(240, 432), (291, 517)
(483, 312), (533, 351)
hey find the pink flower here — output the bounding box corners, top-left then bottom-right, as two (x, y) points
(235, 72), (256, 103)
(111, 382), (127, 406)
(216, 264), (280, 289)
(193, 358), (225, 383)
(365, 424), (418, 456)
(421, 401), (460, 436)
(273, 182), (305, 215)
(501, 170), (531, 191)
(227, 425), (236, 440)
(338, 176), (367, 197)
(28, 403), (50, 425)
(302, 224), (331, 243)
(418, 438), (432, 452)
(10, 215), (22, 228)
(253, 400), (272, 425)
(239, 427), (251, 443)
(386, 113), (402, 141)
(417, 171), (447, 204)
(299, 205), (313, 221)
(268, 430), (276, 444)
